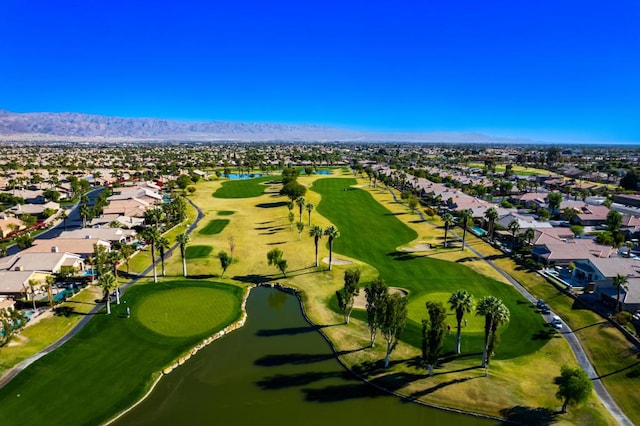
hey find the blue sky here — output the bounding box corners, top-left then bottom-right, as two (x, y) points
(0, 0), (638, 142)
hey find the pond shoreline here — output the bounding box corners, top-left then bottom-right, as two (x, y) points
(105, 283), (504, 425)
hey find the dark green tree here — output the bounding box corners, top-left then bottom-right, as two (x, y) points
(380, 293), (408, 368)
(555, 366), (593, 413)
(336, 269), (361, 324)
(422, 301), (447, 376)
(364, 278), (387, 347)
(218, 250), (232, 276)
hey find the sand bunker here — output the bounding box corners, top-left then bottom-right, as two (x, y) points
(399, 243), (432, 252)
(322, 257), (353, 265)
(353, 287), (408, 310)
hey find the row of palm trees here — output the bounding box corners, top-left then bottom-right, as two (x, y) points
(448, 290), (510, 369)
(309, 225), (339, 270)
(139, 227), (191, 283)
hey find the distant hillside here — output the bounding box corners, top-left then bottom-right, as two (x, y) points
(0, 109), (533, 143)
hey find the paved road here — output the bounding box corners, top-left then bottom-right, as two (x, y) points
(385, 186), (633, 425)
(5, 187), (104, 256)
(0, 197), (204, 389)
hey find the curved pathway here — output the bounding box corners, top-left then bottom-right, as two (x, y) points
(384, 185), (632, 426)
(0, 197), (204, 389)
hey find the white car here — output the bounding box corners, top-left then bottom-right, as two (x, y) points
(551, 315), (563, 329)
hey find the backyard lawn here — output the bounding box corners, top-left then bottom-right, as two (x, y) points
(0, 280), (242, 426)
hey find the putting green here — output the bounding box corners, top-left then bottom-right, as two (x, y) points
(185, 245), (213, 258)
(135, 287), (237, 338)
(217, 210), (235, 216)
(199, 219), (229, 235)
(213, 176), (272, 198)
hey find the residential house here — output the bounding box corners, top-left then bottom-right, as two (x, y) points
(573, 257), (640, 312)
(0, 270), (44, 299)
(532, 238), (614, 266)
(2, 252), (84, 274)
(0, 217), (26, 239)
(573, 205), (611, 227)
(22, 238), (110, 258)
(59, 228), (137, 244)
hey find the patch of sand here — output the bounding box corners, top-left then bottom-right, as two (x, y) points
(353, 287), (408, 310)
(322, 257), (353, 266)
(399, 243), (432, 252)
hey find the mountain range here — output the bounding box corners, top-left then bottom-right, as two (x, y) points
(0, 109), (535, 143)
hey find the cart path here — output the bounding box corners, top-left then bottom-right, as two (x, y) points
(0, 197), (204, 389)
(384, 186), (632, 426)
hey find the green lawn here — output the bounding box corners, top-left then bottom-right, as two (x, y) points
(213, 176), (273, 198)
(198, 219), (229, 235)
(313, 178), (550, 359)
(0, 280), (242, 426)
(217, 210), (235, 216)
(185, 245), (213, 259)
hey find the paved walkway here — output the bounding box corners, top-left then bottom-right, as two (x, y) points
(0, 197), (204, 389)
(384, 186), (632, 426)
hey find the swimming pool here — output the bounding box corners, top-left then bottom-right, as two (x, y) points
(54, 289), (74, 302)
(471, 226), (488, 236)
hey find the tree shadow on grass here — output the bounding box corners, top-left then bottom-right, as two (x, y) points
(386, 251), (421, 262)
(266, 241), (286, 245)
(255, 201), (289, 208)
(231, 274), (276, 284)
(410, 375), (481, 398)
(499, 406), (558, 425)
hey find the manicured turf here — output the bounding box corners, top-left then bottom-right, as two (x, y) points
(198, 219), (229, 235)
(213, 176), (273, 198)
(0, 280), (242, 426)
(136, 287), (236, 337)
(217, 210), (235, 216)
(314, 178), (550, 359)
(185, 245), (213, 258)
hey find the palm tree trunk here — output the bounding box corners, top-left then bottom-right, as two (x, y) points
(482, 332), (489, 368)
(308, 212), (311, 226)
(182, 248), (187, 277)
(456, 320), (462, 354)
(314, 240), (319, 267)
(116, 287), (120, 305)
(161, 256), (166, 277)
(370, 331), (376, 348)
(428, 364), (433, 376)
(328, 241), (333, 271)
(151, 245), (158, 283)
(462, 228), (467, 250)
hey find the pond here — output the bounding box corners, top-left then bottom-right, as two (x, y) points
(113, 287), (496, 426)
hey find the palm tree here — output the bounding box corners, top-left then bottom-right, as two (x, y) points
(524, 228), (536, 247)
(613, 274), (629, 313)
(296, 222), (304, 240)
(99, 272), (117, 315)
(60, 210), (68, 231)
(44, 275), (55, 308)
(176, 233), (190, 277)
(458, 209), (472, 250)
(508, 220), (521, 252)
(295, 197), (306, 223)
(156, 236), (170, 277)
(141, 227), (161, 283)
(306, 203), (315, 226)
(120, 244), (134, 275)
(27, 279), (39, 311)
(448, 290), (474, 354)
(107, 250), (122, 279)
(487, 301), (510, 362)
(324, 225), (340, 271)
(484, 207), (498, 240)
(442, 213), (454, 248)
(79, 205), (91, 228)
(476, 296), (509, 369)
(309, 225), (323, 267)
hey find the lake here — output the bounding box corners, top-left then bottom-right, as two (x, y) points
(113, 287), (496, 426)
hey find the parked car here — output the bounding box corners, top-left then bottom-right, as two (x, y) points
(551, 315), (563, 329)
(536, 299), (546, 308)
(540, 305), (551, 314)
